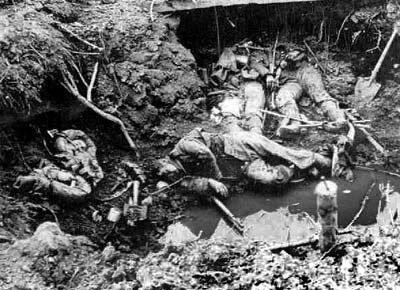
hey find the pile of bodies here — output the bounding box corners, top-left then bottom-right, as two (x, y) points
(155, 44), (355, 197)
(12, 45), (355, 204)
(13, 129), (104, 203)
(208, 44), (346, 137)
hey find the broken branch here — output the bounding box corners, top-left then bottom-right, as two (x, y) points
(344, 180), (376, 231)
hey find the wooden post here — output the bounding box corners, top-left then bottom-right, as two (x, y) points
(315, 179), (338, 253)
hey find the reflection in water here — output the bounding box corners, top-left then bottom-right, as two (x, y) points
(161, 169), (400, 245)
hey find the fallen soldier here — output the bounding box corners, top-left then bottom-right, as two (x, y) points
(269, 48), (346, 137)
(48, 129), (104, 186)
(154, 128), (332, 197)
(13, 160), (91, 203)
(209, 46), (346, 137)
(210, 48), (266, 134)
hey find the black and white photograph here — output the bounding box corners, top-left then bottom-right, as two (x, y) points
(1, 0), (400, 289)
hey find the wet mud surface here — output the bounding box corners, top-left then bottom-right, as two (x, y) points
(163, 169), (400, 244)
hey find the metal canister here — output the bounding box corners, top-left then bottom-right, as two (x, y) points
(107, 207), (122, 223)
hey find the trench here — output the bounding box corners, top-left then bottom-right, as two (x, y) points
(162, 168), (400, 245)
(161, 1), (399, 245)
(2, 0), (396, 254)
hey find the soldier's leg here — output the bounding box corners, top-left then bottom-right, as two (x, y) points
(218, 95), (244, 133)
(275, 82), (303, 136)
(50, 177), (91, 203)
(243, 81), (266, 134)
(297, 64), (345, 122)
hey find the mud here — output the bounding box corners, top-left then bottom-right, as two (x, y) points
(1, 0), (400, 289)
(162, 168), (400, 245)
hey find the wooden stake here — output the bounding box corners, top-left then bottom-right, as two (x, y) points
(315, 179), (338, 253)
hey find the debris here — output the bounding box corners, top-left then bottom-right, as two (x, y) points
(344, 178), (376, 231)
(91, 208), (103, 223)
(101, 243), (119, 263)
(123, 180), (147, 226)
(107, 207), (122, 223)
(156, 181), (169, 190)
(122, 161), (146, 184)
(97, 181), (133, 202)
(315, 179), (338, 253)
(359, 127), (387, 156)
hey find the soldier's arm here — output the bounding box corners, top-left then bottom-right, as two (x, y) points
(170, 138), (222, 180)
(179, 177), (228, 198)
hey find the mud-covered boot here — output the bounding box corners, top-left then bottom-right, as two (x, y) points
(320, 100), (346, 125)
(277, 122), (302, 139)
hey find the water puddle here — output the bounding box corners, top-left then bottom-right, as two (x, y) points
(161, 169), (400, 245)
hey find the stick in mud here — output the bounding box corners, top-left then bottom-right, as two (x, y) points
(344, 179), (376, 231)
(315, 179), (338, 253)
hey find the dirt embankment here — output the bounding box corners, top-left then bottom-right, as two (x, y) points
(2, 0), (400, 289)
(0, 0), (205, 135)
(0, 0), (207, 261)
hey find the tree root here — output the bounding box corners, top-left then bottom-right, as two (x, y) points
(61, 69), (139, 157)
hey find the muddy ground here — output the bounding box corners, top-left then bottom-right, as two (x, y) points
(1, 0), (400, 289)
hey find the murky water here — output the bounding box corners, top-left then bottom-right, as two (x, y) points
(161, 169), (400, 245)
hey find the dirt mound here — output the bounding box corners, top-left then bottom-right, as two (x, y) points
(0, 222), (95, 289)
(0, 0), (206, 138)
(0, 222), (143, 289)
(72, 0), (205, 137)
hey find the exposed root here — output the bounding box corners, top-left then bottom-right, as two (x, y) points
(54, 23), (104, 52)
(366, 25), (382, 53)
(61, 69), (139, 156)
(150, 0), (156, 22)
(87, 62), (98, 102)
(334, 10), (354, 45)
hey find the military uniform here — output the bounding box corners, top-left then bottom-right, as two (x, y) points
(13, 162), (91, 203)
(161, 128), (331, 195)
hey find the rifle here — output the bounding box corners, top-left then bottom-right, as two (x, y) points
(211, 196), (244, 235)
(267, 33), (279, 111)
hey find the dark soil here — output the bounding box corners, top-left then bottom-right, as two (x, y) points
(1, 0), (400, 289)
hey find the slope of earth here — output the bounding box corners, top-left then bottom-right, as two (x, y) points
(1, 0), (400, 290)
(0, 0), (209, 251)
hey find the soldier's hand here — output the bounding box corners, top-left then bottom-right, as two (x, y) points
(208, 179), (229, 198)
(266, 75), (278, 91)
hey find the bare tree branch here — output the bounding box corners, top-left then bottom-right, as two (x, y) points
(61, 70), (139, 157)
